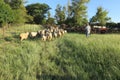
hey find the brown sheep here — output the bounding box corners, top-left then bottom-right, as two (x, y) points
(20, 32), (29, 41)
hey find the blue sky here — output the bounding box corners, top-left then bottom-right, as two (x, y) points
(26, 0), (120, 23)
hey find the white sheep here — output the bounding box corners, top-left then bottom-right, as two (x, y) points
(20, 32), (29, 41)
(64, 30), (67, 33)
(60, 29), (65, 35)
(29, 32), (38, 38)
(46, 32), (52, 41)
(37, 30), (41, 35)
(41, 30), (46, 35)
(41, 34), (47, 41)
(52, 32), (58, 38)
(57, 30), (62, 37)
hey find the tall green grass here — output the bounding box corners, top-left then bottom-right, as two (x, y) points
(0, 25), (120, 80)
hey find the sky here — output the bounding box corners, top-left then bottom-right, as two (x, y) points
(26, 0), (120, 23)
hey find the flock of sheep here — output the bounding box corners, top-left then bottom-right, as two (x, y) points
(20, 26), (67, 41)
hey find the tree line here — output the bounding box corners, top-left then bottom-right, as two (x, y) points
(0, 0), (119, 29)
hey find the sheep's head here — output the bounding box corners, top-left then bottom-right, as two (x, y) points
(26, 32), (29, 35)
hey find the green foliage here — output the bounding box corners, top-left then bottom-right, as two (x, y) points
(8, 0), (22, 9)
(65, 18), (75, 26)
(63, 0), (89, 26)
(71, 0), (89, 26)
(66, 0), (72, 19)
(26, 3), (51, 24)
(55, 4), (66, 25)
(89, 16), (97, 23)
(90, 7), (111, 26)
(47, 11), (51, 19)
(4, 0), (28, 24)
(25, 15), (33, 24)
(46, 11), (55, 25)
(0, 0), (14, 26)
(46, 18), (55, 25)
(106, 22), (117, 28)
(106, 22), (120, 29)
(12, 6), (27, 24)
(0, 25), (120, 80)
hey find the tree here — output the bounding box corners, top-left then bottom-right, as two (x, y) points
(89, 16), (97, 24)
(4, 0), (28, 24)
(13, 6), (28, 24)
(46, 18), (55, 25)
(0, 0), (14, 26)
(90, 7), (111, 26)
(47, 11), (51, 19)
(64, 0), (75, 26)
(4, 0), (22, 9)
(46, 11), (55, 25)
(0, 0), (14, 37)
(55, 4), (66, 25)
(26, 3), (50, 24)
(66, 0), (72, 19)
(71, 0), (89, 26)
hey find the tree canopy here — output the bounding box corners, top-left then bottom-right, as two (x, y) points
(55, 4), (66, 25)
(4, 0), (28, 24)
(4, 0), (22, 9)
(90, 7), (111, 26)
(71, 0), (89, 26)
(26, 3), (51, 24)
(54, 0), (89, 27)
(0, 0), (14, 26)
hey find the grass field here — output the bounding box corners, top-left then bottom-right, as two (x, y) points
(0, 24), (120, 80)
